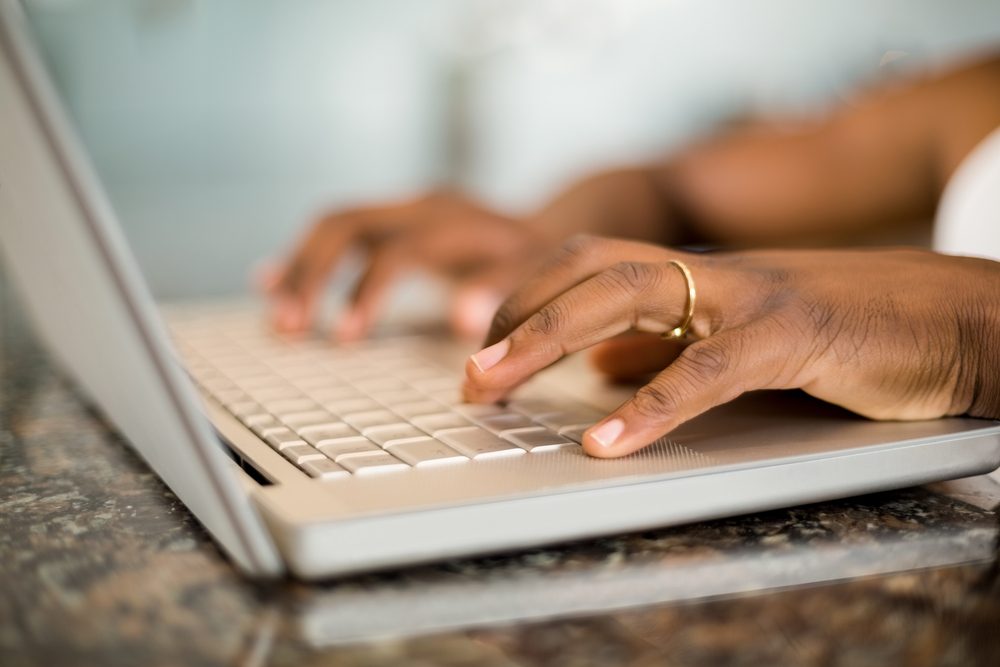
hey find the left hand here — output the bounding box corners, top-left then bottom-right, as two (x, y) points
(260, 192), (549, 341)
(462, 235), (1000, 458)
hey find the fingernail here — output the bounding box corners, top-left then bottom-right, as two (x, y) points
(589, 418), (624, 448)
(470, 338), (510, 373)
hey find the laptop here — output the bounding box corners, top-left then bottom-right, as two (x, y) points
(2, 0), (998, 579)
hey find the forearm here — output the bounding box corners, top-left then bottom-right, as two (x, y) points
(530, 104), (939, 249)
(650, 57), (1000, 247)
(527, 57), (1000, 252)
(529, 168), (682, 246)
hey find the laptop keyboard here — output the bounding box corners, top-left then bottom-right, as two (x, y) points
(170, 317), (604, 480)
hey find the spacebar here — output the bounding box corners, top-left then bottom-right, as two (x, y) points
(436, 427), (526, 459)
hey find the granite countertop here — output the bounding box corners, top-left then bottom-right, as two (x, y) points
(3, 294), (1000, 667)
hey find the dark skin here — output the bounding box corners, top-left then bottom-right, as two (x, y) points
(462, 239), (1000, 457)
(265, 55), (1000, 456)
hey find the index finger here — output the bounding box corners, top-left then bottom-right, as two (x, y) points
(266, 201), (414, 333)
(464, 257), (732, 404)
(483, 235), (673, 347)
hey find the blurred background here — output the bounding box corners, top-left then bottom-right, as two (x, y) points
(22, 0), (1000, 300)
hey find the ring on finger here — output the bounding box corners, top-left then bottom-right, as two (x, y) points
(661, 260), (696, 339)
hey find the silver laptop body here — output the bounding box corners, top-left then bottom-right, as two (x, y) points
(3, 0), (998, 580)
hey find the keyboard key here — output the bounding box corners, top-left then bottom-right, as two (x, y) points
(342, 409), (401, 431)
(280, 443), (327, 465)
(408, 376), (458, 392)
(410, 412), (473, 434)
(502, 427), (577, 452)
(353, 377), (408, 393)
(299, 423), (361, 445)
(330, 366), (373, 381)
(226, 366), (276, 382)
(386, 438), (468, 466)
(308, 386), (364, 402)
(368, 389), (426, 406)
(248, 385), (302, 402)
(426, 388), (463, 405)
(508, 399), (572, 417)
(436, 427), (526, 459)
(235, 375), (285, 391)
(201, 376), (239, 394)
(338, 451), (409, 475)
(293, 376), (348, 390)
(477, 413), (536, 434)
(535, 408), (604, 431)
(301, 458), (350, 481)
(391, 400), (445, 419)
(228, 400), (264, 418)
(263, 428), (305, 450)
(213, 388), (248, 405)
(240, 413), (278, 430)
(275, 364), (327, 380)
(261, 397), (318, 414)
(454, 403), (507, 419)
(363, 424), (426, 446)
(324, 397), (382, 416)
(559, 425), (588, 443)
(394, 366), (449, 382)
(353, 344), (418, 362)
(316, 437), (379, 460)
(279, 410), (336, 429)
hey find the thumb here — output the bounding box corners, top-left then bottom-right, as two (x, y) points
(583, 327), (780, 458)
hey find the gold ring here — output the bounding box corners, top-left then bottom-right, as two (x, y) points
(662, 260), (696, 339)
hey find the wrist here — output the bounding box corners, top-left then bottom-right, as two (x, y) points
(529, 168), (675, 245)
(961, 259), (1000, 420)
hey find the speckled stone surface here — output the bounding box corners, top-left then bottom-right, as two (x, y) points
(3, 288), (1000, 666)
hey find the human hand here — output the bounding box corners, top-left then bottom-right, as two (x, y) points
(262, 192), (548, 341)
(462, 236), (1000, 458)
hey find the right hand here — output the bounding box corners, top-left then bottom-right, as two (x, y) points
(262, 192), (549, 341)
(462, 236), (1000, 458)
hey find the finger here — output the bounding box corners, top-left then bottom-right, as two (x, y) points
(335, 242), (409, 342)
(588, 333), (687, 381)
(583, 326), (786, 458)
(484, 235), (672, 346)
(267, 198), (429, 333)
(268, 216), (360, 333)
(338, 225), (516, 342)
(254, 261), (283, 295)
(464, 259), (716, 403)
(448, 263), (527, 340)
(258, 259), (316, 337)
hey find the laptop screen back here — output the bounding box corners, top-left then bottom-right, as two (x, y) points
(0, 0), (279, 575)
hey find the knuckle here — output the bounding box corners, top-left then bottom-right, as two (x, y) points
(680, 341), (731, 379)
(560, 233), (602, 259)
(606, 261), (659, 293)
(765, 267), (791, 287)
(793, 295), (838, 336)
(631, 382), (679, 418)
(538, 234), (607, 276)
(523, 301), (567, 337)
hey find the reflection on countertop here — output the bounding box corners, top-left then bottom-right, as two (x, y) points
(2, 290), (1000, 667)
(293, 486), (998, 646)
